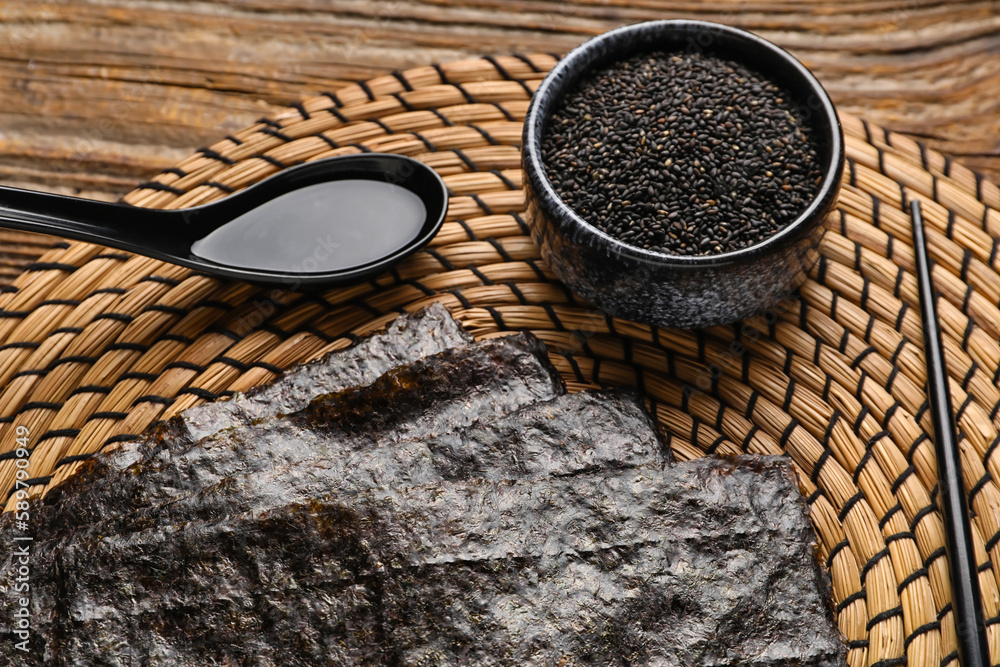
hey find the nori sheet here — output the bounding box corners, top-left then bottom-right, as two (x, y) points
(160, 301), (473, 448)
(31, 331), (565, 538)
(0, 306), (845, 666)
(2, 458), (844, 666)
(115, 387), (671, 526)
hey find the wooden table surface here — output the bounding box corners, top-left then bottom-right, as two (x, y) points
(0, 0), (998, 277)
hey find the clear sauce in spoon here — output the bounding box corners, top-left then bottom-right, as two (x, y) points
(190, 179), (427, 273)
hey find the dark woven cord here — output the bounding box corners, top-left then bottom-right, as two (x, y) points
(859, 546), (891, 582)
(826, 538), (850, 568)
(5, 477), (51, 498)
(865, 606), (903, 631)
(880, 503), (903, 531)
(836, 590), (866, 613)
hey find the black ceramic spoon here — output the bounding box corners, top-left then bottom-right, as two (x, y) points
(0, 153), (448, 289)
(911, 199), (990, 666)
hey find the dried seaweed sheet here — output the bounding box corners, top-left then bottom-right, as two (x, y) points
(124, 387), (671, 524)
(3, 457), (842, 666)
(0, 306), (844, 666)
(163, 301), (472, 446)
(32, 331), (564, 539)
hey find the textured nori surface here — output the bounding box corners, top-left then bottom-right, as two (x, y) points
(0, 308), (844, 666)
(160, 301), (472, 446)
(125, 387), (670, 525)
(26, 304), (480, 536)
(30, 330), (564, 540)
(2, 458), (843, 666)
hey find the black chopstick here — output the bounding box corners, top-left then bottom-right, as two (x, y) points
(911, 199), (990, 666)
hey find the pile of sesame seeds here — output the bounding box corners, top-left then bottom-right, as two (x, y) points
(541, 51), (823, 256)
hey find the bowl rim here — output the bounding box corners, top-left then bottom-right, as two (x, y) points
(522, 19), (844, 269)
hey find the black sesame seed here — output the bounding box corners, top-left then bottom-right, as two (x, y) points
(542, 51), (823, 256)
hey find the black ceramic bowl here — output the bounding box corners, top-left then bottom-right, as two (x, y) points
(523, 20), (844, 329)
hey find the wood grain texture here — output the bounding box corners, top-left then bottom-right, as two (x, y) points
(0, 0), (997, 199)
(0, 2), (995, 196)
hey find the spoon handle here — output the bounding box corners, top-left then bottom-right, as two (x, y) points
(0, 184), (167, 251)
(911, 199), (990, 667)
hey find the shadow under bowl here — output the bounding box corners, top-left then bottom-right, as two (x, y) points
(522, 20), (844, 329)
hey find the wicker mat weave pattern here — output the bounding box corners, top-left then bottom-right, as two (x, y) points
(3, 55), (1000, 667)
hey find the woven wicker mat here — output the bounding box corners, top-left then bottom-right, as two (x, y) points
(4, 54), (1000, 667)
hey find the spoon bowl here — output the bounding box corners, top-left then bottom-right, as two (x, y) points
(0, 153), (448, 290)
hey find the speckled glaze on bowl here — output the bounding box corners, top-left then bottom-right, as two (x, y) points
(523, 20), (844, 329)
